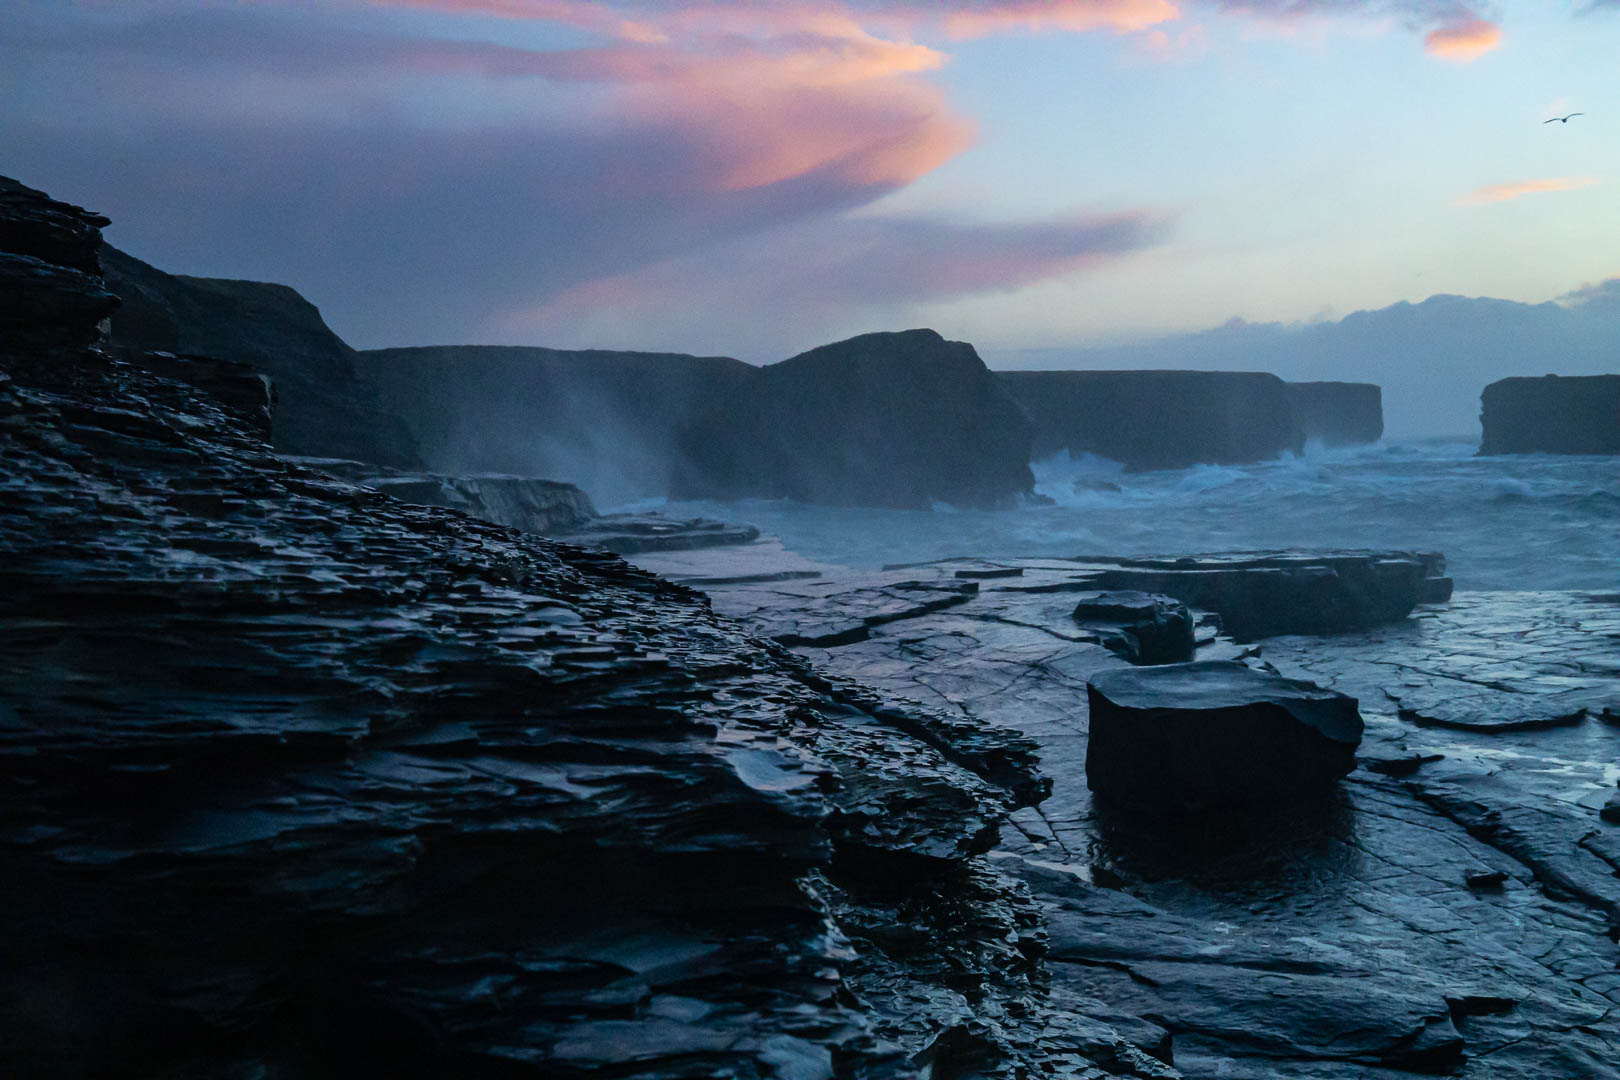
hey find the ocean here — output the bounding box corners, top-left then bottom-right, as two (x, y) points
(617, 439), (1620, 592)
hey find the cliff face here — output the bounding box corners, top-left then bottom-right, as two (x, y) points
(358, 345), (756, 505)
(0, 177), (119, 353)
(363, 332), (1036, 511)
(676, 329), (1036, 509)
(999, 369), (1304, 471)
(1479, 374), (1620, 455)
(1285, 381), (1383, 446)
(101, 245), (422, 468)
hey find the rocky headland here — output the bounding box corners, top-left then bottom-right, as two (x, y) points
(675, 329), (1035, 510)
(999, 370), (1306, 471)
(1480, 374), (1620, 455)
(102, 244), (423, 469)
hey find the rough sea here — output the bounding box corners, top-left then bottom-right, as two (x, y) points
(621, 439), (1620, 592)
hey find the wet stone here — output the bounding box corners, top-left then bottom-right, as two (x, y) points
(1085, 661), (1364, 811)
(1071, 591), (1194, 665)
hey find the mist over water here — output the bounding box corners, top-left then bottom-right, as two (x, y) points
(624, 440), (1620, 592)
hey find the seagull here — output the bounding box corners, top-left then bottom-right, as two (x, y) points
(1544, 113), (1584, 124)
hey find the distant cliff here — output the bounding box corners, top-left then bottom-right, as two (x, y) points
(999, 369), (1304, 471)
(1480, 375), (1620, 455)
(101, 246), (422, 468)
(363, 332), (1036, 510)
(357, 345), (756, 505)
(677, 329), (1035, 509)
(1286, 381), (1383, 446)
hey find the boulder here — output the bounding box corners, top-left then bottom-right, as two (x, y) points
(678, 329), (1035, 509)
(1086, 660), (1364, 809)
(1479, 374), (1620, 455)
(102, 245), (422, 467)
(1071, 591), (1194, 665)
(357, 344), (756, 504)
(1286, 381), (1383, 446)
(999, 369), (1304, 471)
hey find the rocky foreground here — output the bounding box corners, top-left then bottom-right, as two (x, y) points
(630, 546), (1620, 1078)
(2, 177), (1190, 1079)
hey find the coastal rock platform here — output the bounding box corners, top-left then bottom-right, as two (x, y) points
(646, 544), (1620, 1079)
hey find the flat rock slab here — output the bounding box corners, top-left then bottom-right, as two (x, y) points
(556, 512), (761, 554)
(1071, 590), (1194, 665)
(1086, 550), (1444, 640)
(1087, 660), (1363, 810)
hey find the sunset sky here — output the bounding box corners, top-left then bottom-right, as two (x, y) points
(4, 0), (1616, 360)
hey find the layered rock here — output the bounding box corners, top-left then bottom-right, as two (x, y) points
(0, 176), (118, 353)
(999, 369), (1304, 471)
(1285, 380), (1383, 446)
(0, 180), (1109, 1080)
(677, 552), (1620, 1078)
(1086, 550), (1451, 641)
(102, 245), (421, 467)
(1479, 374), (1620, 455)
(357, 344), (756, 504)
(1085, 661), (1364, 810)
(678, 330), (1036, 509)
(1071, 591), (1195, 665)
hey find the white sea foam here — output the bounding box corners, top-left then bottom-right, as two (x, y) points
(642, 439), (1620, 592)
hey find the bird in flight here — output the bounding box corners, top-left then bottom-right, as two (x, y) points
(1544, 113), (1584, 124)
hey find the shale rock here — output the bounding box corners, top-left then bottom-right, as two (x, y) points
(678, 329), (1036, 509)
(1480, 374), (1620, 456)
(0, 177), (117, 352)
(1085, 660), (1364, 810)
(1, 179), (1086, 1080)
(1000, 369), (1303, 471)
(1071, 591), (1194, 665)
(1086, 550), (1449, 640)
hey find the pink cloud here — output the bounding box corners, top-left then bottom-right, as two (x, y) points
(497, 210), (1168, 354)
(1424, 15), (1501, 60)
(1457, 176), (1597, 205)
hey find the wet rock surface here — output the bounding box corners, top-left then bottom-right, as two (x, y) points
(1083, 550), (1452, 640)
(1086, 661), (1363, 810)
(0, 345), (1074, 1078)
(1, 181), (1162, 1079)
(1071, 591), (1194, 665)
(668, 548), (1620, 1079)
(0, 177), (118, 352)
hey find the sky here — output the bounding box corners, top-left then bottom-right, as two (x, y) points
(4, 0), (1618, 398)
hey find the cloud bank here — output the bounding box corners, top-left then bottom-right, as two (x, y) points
(0, 0), (1519, 352)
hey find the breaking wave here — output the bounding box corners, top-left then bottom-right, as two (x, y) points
(628, 439), (1620, 592)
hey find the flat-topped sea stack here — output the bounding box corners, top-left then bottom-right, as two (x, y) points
(102, 246), (422, 468)
(1286, 380), (1383, 445)
(999, 369), (1304, 470)
(1479, 374), (1620, 455)
(677, 329), (1036, 509)
(357, 345), (756, 503)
